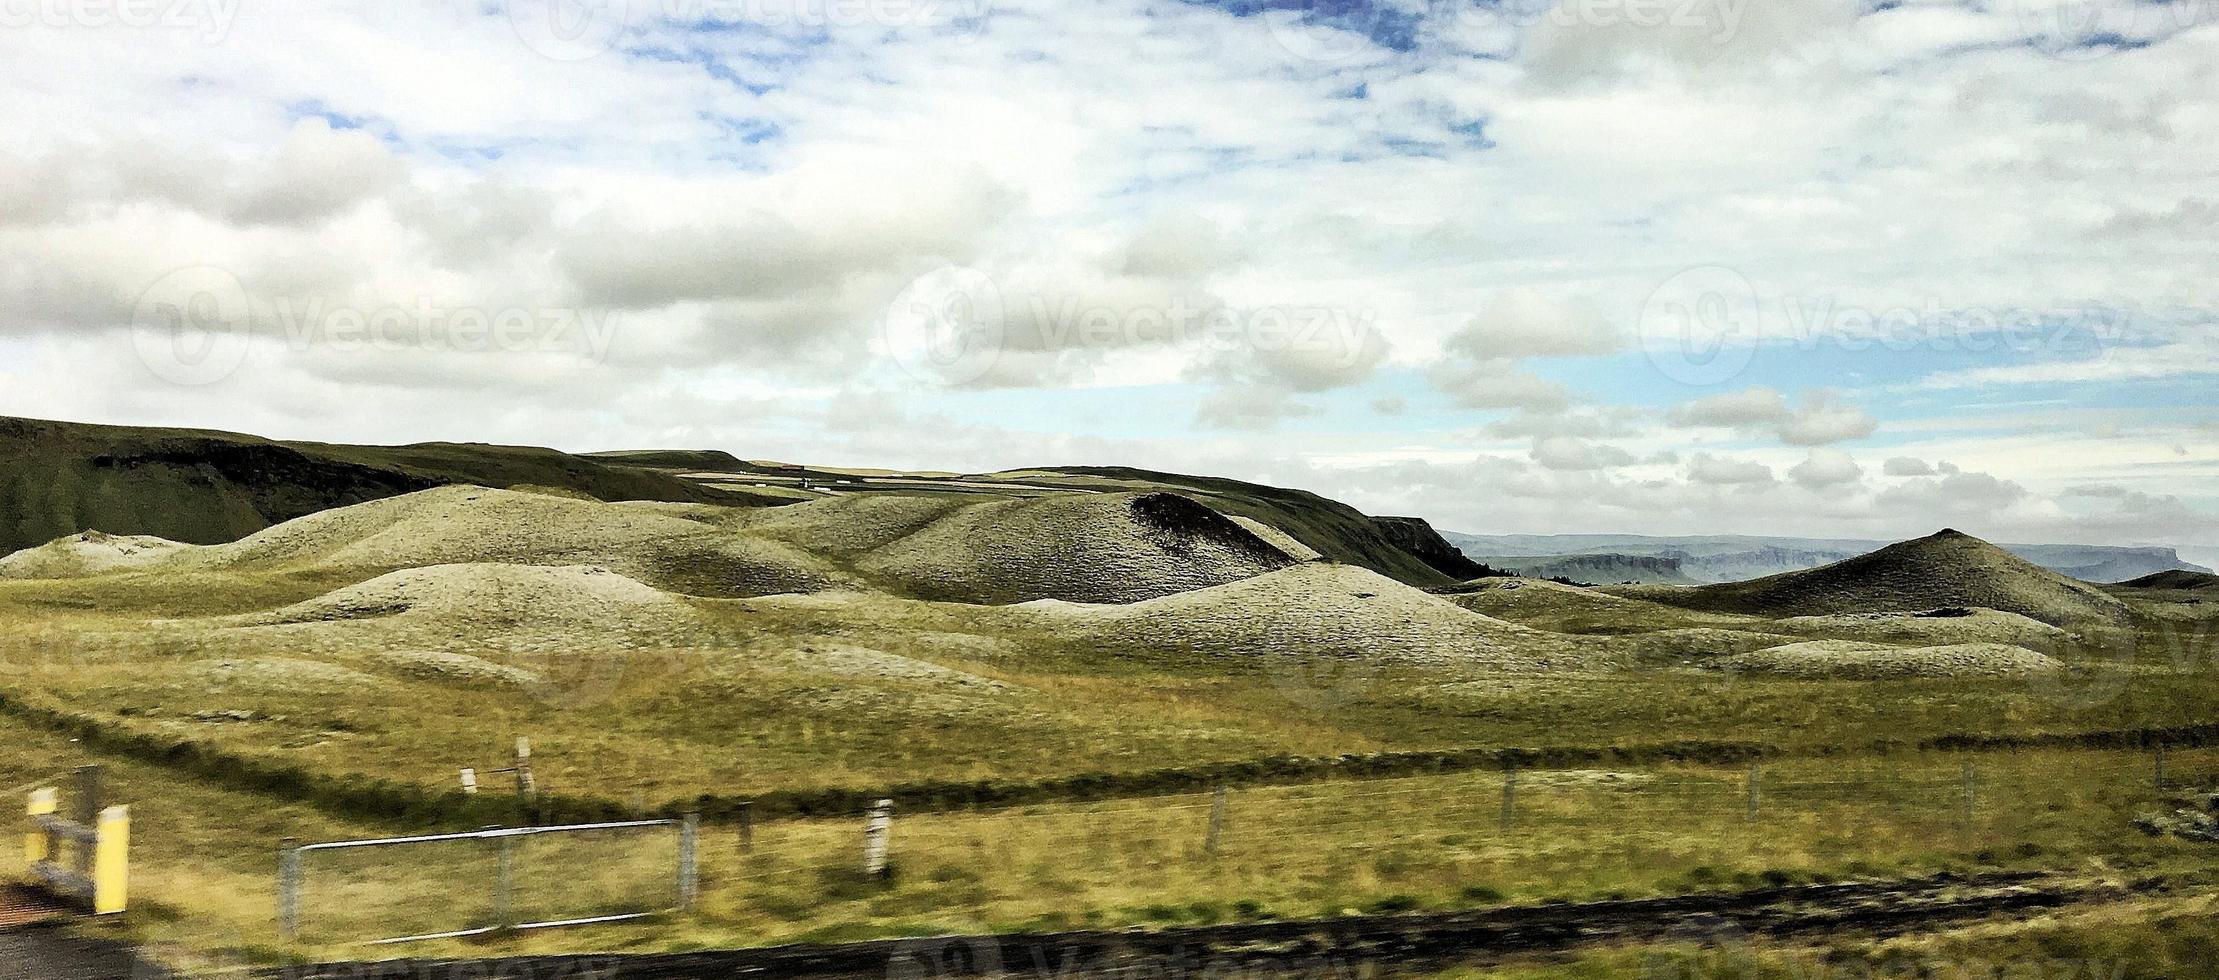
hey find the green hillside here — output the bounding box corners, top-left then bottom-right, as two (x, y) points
(983, 465), (1467, 587)
(0, 416), (755, 554)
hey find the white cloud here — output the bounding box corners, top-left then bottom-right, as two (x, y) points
(1445, 288), (1623, 360)
(1687, 452), (1774, 485)
(1531, 435), (1636, 471)
(1876, 470), (2032, 518)
(1788, 447), (1863, 490)
(1426, 359), (1573, 412)
(1667, 386), (1878, 445)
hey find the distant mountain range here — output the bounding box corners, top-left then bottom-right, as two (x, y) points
(1443, 531), (2213, 585)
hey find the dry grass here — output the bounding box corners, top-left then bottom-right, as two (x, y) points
(855, 492), (1293, 604)
(1716, 640), (2063, 679)
(7, 719), (2210, 968)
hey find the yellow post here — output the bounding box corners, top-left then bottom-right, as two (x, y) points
(24, 788), (55, 866)
(92, 805), (127, 915)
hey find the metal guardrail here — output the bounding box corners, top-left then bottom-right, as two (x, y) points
(279, 816), (698, 945)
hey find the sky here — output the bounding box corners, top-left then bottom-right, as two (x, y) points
(0, 0), (2214, 553)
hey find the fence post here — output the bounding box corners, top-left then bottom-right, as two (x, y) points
(278, 838), (301, 942)
(514, 737), (537, 798)
(92, 806), (128, 915)
(739, 801), (754, 856)
(460, 768), (479, 795)
(679, 813), (699, 911)
(1499, 760), (1517, 832)
(1744, 763), (1760, 822)
(493, 827), (514, 930)
(26, 787), (55, 867)
(1205, 782), (1228, 856)
(1960, 762), (1975, 833)
(74, 767), (99, 873)
(864, 799), (893, 877)
(2155, 744), (2167, 793)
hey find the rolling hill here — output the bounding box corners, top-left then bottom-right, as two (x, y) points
(0, 417), (1488, 594)
(1028, 562), (1558, 667)
(0, 416), (754, 555)
(1624, 529), (2132, 626)
(2117, 570), (2219, 591)
(979, 466), (1474, 588)
(851, 491), (1297, 604)
(1442, 531), (2210, 584)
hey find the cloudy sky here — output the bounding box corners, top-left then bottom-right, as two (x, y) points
(2, 0), (2214, 553)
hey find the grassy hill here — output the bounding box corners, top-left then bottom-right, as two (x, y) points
(2118, 570), (2219, 591)
(0, 416), (759, 555)
(1625, 529), (2132, 626)
(578, 448), (745, 470)
(981, 466), (1469, 587)
(853, 491), (1296, 604)
(1443, 531), (2210, 584)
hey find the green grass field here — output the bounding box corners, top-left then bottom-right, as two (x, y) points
(10, 712), (2216, 970)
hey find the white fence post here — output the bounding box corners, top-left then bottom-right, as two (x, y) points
(1499, 760), (1517, 832)
(492, 826), (514, 930)
(1745, 763), (1761, 821)
(679, 813), (699, 910)
(514, 737), (536, 798)
(1205, 782), (1228, 855)
(864, 799), (893, 876)
(278, 837), (301, 941)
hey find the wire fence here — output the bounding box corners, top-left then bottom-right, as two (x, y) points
(281, 817), (696, 945)
(270, 744), (2213, 945)
(692, 745), (2210, 924)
